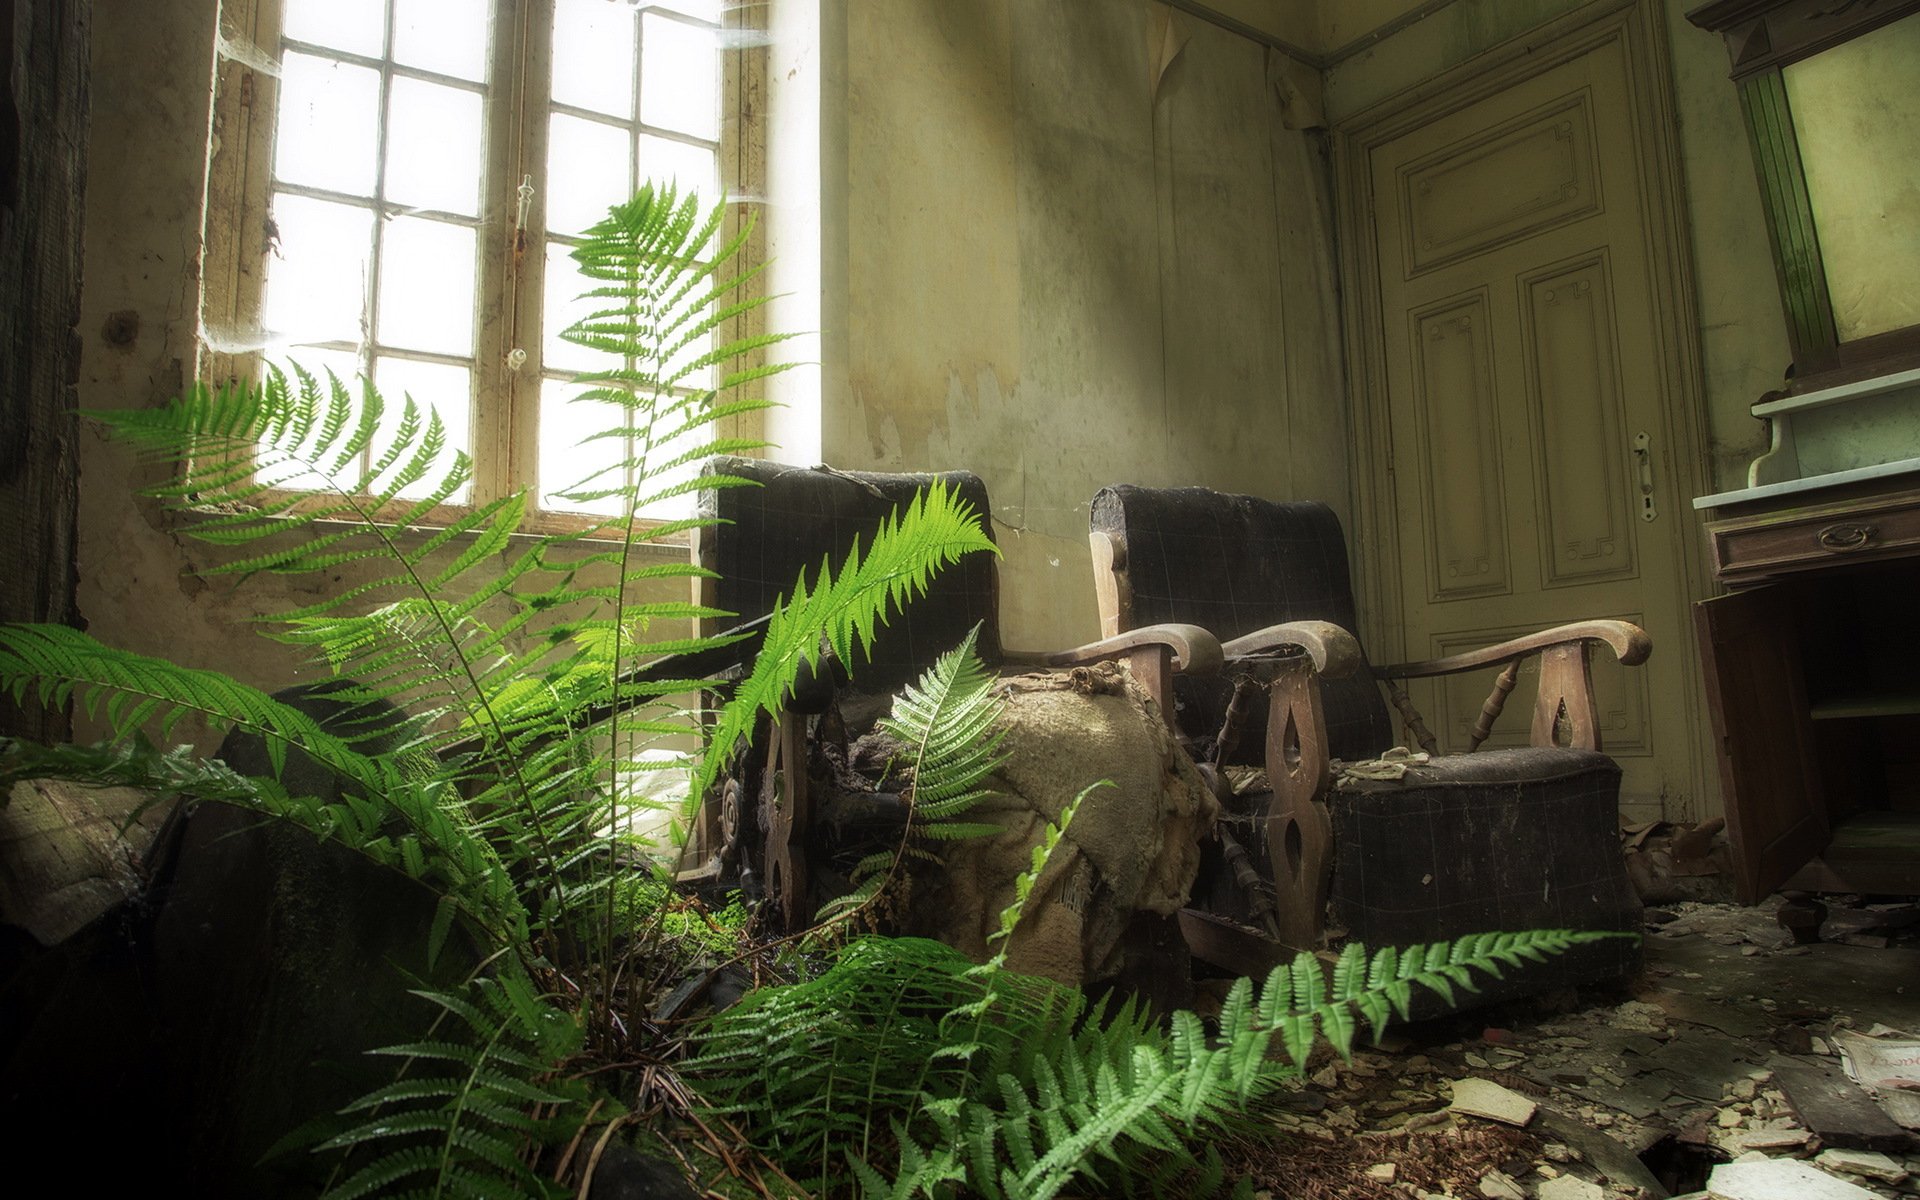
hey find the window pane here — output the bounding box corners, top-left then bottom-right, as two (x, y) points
(373, 357), (472, 502)
(546, 113), (633, 235)
(392, 0), (490, 82)
(540, 377), (625, 516)
(282, 0), (385, 58)
(544, 239), (622, 376)
(636, 136), (718, 212)
(386, 77), (484, 216)
(547, 381), (705, 522)
(262, 193), (373, 344)
(377, 217), (477, 355)
(640, 13), (718, 141)
(274, 52), (381, 196)
(552, 0), (636, 118)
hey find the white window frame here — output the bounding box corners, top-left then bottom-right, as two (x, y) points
(200, 0), (767, 538)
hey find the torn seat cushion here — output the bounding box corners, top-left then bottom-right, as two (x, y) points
(1329, 746), (1642, 1008)
(908, 662), (1219, 987)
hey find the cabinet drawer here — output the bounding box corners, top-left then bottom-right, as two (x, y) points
(1709, 489), (1920, 584)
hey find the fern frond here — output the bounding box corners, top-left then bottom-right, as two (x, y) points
(0, 624), (375, 784)
(321, 970), (583, 1200)
(693, 481), (998, 805)
(812, 626), (1008, 927)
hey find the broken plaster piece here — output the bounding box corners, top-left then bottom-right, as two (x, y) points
(1735, 1127), (1811, 1151)
(1537, 1178), (1608, 1200)
(1477, 1170), (1526, 1200)
(1814, 1148), (1909, 1184)
(1448, 1078), (1537, 1127)
(1707, 1159), (1881, 1200)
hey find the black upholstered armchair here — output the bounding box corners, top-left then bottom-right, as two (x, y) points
(1088, 485), (1647, 996)
(662, 459), (1221, 931)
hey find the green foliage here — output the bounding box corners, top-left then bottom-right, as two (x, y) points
(0, 181), (1017, 1199)
(320, 968), (589, 1200)
(688, 927), (1627, 1199)
(817, 625), (1008, 924)
(693, 479), (998, 806)
(0, 624), (377, 784)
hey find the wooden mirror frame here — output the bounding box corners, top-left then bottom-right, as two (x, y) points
(1687, 0), (1920, 390)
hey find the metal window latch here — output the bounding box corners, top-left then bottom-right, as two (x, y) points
(515, 174), (534, 231)
(1633, 431), (1658, 523)
(513, 175), (534, 260)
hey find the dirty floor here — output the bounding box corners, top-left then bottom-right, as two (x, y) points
(1225, 900), (1920, 1200)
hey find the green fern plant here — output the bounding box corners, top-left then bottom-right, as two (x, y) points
(816, 624), (1008, 926)
(692, 479), (997, 808)
(0, 182), (999, 1198)
(689, 914), (1626, 1199)
(319, 968), (590, 1200)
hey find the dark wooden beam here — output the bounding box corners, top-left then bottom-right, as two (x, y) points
(0, 0), (90, 744)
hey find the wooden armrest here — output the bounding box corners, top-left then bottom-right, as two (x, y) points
(1378, 619), (1651, 678)
(1220, 620), (1364, 680)
(1019, 623), (1224, 675)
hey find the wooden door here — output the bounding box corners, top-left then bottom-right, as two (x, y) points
(1360, 34), (1699, 818)
(1695, 589), (1827, 902)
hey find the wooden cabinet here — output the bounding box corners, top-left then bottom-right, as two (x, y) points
(1698, 507), (1920, 902)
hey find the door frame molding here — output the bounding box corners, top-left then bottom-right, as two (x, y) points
(1330, 0), (1716, 813)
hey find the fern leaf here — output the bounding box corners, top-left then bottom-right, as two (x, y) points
(695, 481), (997, 803)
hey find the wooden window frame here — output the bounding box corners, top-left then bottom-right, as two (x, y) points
(200, 0), (766, 540)
(1688, 0), (1920, 392)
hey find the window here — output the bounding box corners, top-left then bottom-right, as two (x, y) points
(204, 0), (756, 527)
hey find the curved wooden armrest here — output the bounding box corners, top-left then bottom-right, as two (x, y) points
(1038, 623), (1224, 675)
(1378, 619), (1651, 679)
(1220, 620), (1364, 680)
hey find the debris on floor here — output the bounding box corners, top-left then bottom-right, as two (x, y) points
(1228, 900), (1920, 1199)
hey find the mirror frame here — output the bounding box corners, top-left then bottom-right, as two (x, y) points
(1688, 0), (1920, 390)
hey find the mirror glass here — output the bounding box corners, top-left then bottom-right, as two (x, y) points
(1784, 12), (1920, 343)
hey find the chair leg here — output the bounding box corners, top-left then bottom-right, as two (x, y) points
(762, 716), (812, 932)
(1264, 658), (1333, 951)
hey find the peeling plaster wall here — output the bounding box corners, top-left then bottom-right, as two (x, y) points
(75, 0), (234, 722)
(1319, 0), (1790, 494)
(827, 0), (1349, 652)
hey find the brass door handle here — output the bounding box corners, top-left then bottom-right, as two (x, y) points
(1816, 523), (1876, 552)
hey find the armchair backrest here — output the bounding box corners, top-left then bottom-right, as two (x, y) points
(1090, 485), (1393, 762)
(697, 457), (1002, 693)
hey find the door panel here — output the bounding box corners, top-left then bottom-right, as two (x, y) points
(1399, 94), (1600, 276)
(1410, 292), (1510, 600)
(1522, 253), (1639, 588)
(1367, 38), (1693, 816)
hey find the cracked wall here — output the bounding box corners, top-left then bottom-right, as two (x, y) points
(830, 0), (1349, 651)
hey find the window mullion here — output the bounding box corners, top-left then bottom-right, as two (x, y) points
(491, 0), (554, 512)
(201, 0), (280, 393)
(472, 0), (535, 507)
(722, 0), (768, 455)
